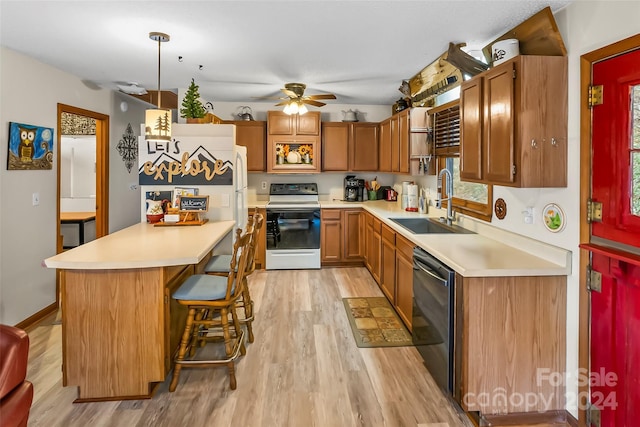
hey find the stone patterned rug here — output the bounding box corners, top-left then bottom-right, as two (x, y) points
(342, 297), (413, 348)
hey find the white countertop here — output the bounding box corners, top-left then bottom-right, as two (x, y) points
(45, 221), (235, 270)
(250, 196), (570, 277)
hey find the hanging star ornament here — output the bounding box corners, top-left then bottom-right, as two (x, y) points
(117, 123), (137, 173)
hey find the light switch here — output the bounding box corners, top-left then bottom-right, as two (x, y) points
(32, 192), (40, 206)
(221, 194), (230, 207)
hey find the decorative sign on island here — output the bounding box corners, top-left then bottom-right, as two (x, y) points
(179, 195), (209, 212)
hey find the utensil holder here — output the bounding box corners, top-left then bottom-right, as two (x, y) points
(368, 190), (377, 200)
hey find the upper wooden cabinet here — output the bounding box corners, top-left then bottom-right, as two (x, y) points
(228, 121), (266, 172)
(267, 111), (321, 173)
(379, 119), (392, 172)
(379, 107), (432, 175)
(460, 55), (568, 187)
(322, 122), (378, 172)
(268, 111), (320, 136)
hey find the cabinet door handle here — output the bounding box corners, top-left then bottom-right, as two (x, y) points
(531, 139), (538, 148)
(551, 137), (558, 147)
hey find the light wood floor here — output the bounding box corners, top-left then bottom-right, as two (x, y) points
(25, 267), (473, 427)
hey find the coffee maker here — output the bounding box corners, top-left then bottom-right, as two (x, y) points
(344, 175), (364, 202)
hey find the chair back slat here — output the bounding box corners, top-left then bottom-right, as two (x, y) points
(225, 225), (253, 300)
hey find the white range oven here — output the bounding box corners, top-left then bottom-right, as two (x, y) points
(265, 183), (321, 270)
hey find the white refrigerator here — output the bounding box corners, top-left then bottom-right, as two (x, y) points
(139, 123), (248, 231)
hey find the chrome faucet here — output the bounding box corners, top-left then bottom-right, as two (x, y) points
(436, 168), (455, 225)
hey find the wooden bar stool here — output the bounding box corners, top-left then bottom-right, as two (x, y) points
(169, 226), (253, 392)
(203, 213), (263, 343)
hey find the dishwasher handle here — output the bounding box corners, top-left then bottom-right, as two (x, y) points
(414, 259), (448, 285)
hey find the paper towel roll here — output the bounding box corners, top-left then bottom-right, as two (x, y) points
(402, 181), (411, 194)
(407, 184), (418, 196)
(401, 194), (408, 210)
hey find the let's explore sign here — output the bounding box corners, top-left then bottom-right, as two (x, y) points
(139, 137), (232, 185)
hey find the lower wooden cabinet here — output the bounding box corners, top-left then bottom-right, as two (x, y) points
(321, 209), (343, 262)
(380, 223), (396, 303)
(368, 216), (382, 283)
(456, 274), (567, 414)
(394, 233), (414, 329)
(320, 208), (364, 265)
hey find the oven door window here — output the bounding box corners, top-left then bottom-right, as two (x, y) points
(266, 209), (320, 250)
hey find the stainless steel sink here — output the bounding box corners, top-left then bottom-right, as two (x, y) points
(389, 218), (475, 234)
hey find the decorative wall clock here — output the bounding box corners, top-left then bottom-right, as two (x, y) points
(494, 198), (507, 220)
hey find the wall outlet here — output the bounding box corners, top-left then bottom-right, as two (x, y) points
(523, 207), (534, 224)
(261, 181), (267, 190)
(221, 194), (230, 207)
(32, 192), (40, 206)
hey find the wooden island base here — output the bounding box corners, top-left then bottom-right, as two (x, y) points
(62, 265), (193, 401)
(46, 221), (236, 402)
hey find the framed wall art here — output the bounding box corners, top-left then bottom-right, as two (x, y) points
(7, 122), (54, 170)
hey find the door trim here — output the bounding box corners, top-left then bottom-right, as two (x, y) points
(56, 104), (110, 301)
(579, 33), (640, 426)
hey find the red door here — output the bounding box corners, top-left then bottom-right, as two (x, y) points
(589, 47), (640, 427)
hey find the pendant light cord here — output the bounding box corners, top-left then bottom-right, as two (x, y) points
(157, 37), (161, 109)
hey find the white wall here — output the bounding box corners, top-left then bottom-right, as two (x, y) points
(0, 47), (143, 325)
(109, 92), (146, 233)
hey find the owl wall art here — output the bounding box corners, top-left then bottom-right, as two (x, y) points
(7, 122), (54, 170)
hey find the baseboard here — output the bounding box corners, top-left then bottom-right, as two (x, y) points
(482, 409), (577, 426)
(14, 302), (58, 331)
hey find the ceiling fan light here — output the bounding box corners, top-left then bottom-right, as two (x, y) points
(289, 101), (299, 115)
(298, 103), (308, 115)
(283, 103), (292, 115)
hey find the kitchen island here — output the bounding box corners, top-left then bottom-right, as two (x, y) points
(45, 220), (235, 402)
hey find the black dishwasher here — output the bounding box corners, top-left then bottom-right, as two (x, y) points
(412, 247), (455, 394)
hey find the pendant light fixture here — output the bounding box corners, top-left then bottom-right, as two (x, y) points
(145, 32), (171, 141)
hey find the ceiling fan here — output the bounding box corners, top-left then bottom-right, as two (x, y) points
(258, 83), (337, 108)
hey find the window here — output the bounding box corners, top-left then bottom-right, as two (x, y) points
(438, 156), (493, 221)
(430, 100), (493, 222)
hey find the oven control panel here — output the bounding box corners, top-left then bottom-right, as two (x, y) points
(269, 183), (318, 196)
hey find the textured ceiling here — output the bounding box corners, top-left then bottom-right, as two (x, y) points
(0, 0), (571, 106)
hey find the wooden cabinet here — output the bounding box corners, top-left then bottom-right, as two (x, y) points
(267, 111), (321, 173)
(249, 208), (266, 269)
(379, 107), (431, 174)
(363, 211), (372, 270)
(229, 121), (266, 172)
(321, 123), (349, 171)
(459, 55), (568, 187)
(378, 119), (392, 172)
(365, 215), (382, 284)
(380, 224), (396, 303)
(456, 274), (566, 414)
(268, 111), (320, 135)
(320, 209), (363, 265)
(321, 209), (343, 263)
(322, 122), (378, 171)
(394, 233), (414, 329)
(343, 209), (364, 260)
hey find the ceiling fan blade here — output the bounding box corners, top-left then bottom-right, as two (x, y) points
(252, 96), (285, 100)
(281, 89), (299, 98)
(302, 99), (326, 107)
(274, 101), (290, 106)
(305, 94), (336, 100)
